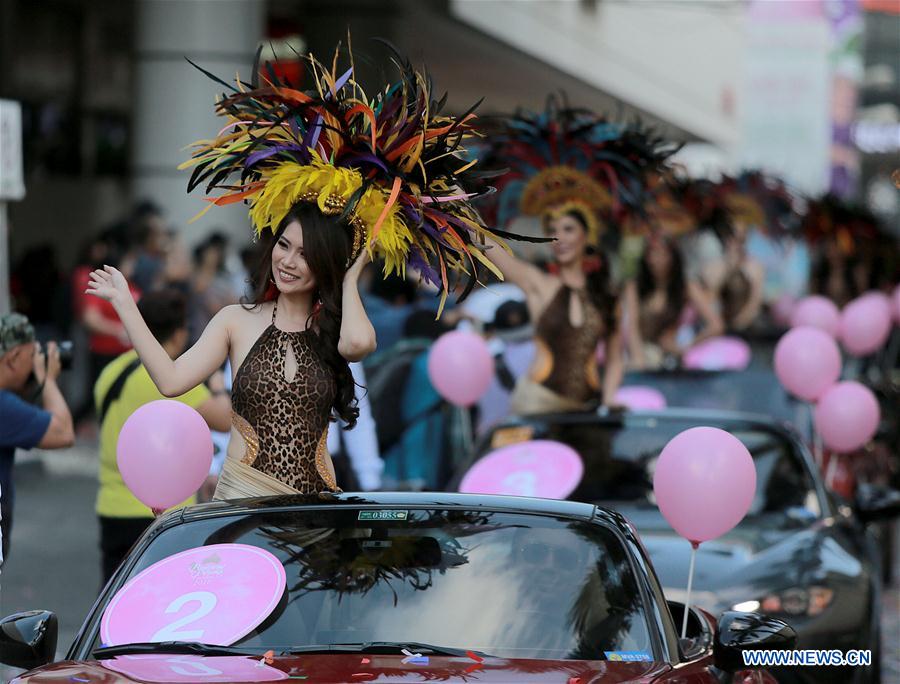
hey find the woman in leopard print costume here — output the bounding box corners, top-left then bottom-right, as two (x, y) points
(84, 43), (534, 500)
(86, 200), (376, 498)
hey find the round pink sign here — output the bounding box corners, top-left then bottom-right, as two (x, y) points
(615, 386), (667, 411)
(103, 654), (288, 682)
(101, 544), (286, 647)
(459, 440), (584, 499)
(683, 336), (751, 371)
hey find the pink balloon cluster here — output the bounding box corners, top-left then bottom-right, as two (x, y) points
(653, 427), (756, 544)
(427, 330), (495, 407)
(839, 292), (893, 357)
(790, 292), (895, 357)
(117, 400), (213, 510)
(774, 327), (841, 402)
(814, 382), (880, 454)
(775, 321), (882, 454)
(790, 296), (840, 337)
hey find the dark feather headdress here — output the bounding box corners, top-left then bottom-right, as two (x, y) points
(480, 96), (679, 243)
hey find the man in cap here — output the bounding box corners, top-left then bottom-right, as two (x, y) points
(0, 313), (75, 565)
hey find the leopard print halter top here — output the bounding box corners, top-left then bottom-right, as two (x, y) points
(532, 285), (604, 403)
(230, 301), (338, 493)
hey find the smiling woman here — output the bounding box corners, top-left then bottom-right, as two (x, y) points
(84, 41), (529, 499)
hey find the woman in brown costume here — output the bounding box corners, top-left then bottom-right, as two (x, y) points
(86, 46), (518, 498)
(482, 102), (676, 414)
(624, 235), (723, 369)
(702, 193), (765, 333)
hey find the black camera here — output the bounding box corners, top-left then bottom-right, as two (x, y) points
(36, 340), (74, 371)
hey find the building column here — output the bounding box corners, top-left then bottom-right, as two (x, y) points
(131, 0), (264, 246)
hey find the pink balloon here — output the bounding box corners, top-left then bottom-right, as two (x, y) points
(814, 381), (881, 454)
(771, 293), (796, 327)
(774, 327), (842, 402)
(682, 336), (751, 371)
(840, 292), (892, 356)
(615, 386), (667, 410)
(790, 296), (841, 337)
(653, 427), (756, 544)
(117, 400), (213, 509)
(427, 330), (494, 407)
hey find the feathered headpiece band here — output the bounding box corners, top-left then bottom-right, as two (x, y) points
(180, 41), (521, 313)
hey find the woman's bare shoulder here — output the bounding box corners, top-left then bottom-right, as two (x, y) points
(216, 302), (271, 321)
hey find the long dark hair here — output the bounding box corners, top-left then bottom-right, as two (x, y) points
(636, 237), (686, 335)
(720, 267), (751, 327)
(547, 210), (619, 340)
(810, 251), (857, 306)
(245, 203), (359, 428)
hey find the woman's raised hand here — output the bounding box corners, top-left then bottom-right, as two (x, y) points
(345, 247), (372, 282)
(86, 265), (134, 308)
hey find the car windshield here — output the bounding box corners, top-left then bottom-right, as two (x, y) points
(486, 417), (822, 523)
(622, 370), (812, 440)
(89, 509), (654, 661)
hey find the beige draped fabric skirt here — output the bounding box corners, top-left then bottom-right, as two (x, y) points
(213, 456), (300, 501)
(509, 377), (587, 416)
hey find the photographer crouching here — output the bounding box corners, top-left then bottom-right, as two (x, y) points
(0, 313), (75, 566)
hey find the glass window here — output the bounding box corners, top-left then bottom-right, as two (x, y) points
(92, 510), (654, 661)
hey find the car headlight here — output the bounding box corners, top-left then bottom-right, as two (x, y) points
(733, 586), (834, 617)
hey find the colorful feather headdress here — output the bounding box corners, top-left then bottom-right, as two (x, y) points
(179, 41), (518, 313)
(481, 97), (678, 244)
(803, 193), (879, 256)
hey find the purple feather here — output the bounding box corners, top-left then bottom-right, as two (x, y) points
(407, 248), (440, 285)
(307, 67), (354, 151)
(245, 145), (303, 168)
(342, 153), (390, 175)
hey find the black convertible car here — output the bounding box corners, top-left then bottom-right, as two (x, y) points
(3, 493), (792, 683)
(454, 410), (898, 684)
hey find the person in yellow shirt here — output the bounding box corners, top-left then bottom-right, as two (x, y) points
(94, 289), (231, 583)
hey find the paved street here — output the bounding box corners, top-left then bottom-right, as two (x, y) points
(1, 441), (898, 682)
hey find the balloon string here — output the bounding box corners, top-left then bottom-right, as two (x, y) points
(807, 404), (825, 473)
(825, 453), (839, 489)
(681, 542), (698, 640)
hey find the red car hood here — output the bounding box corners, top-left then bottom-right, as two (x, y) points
(12, 653), (671, 683)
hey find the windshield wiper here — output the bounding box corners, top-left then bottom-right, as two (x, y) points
(93, 641), (262, 659)
(282, 641), (491, 658)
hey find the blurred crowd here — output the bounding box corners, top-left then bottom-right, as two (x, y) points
(4, 171), (899, 479)
(2, 161), (899, 579)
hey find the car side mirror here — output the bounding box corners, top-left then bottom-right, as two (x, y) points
(714, 611), (796, 672)
(855, 483), (900, 524)
(0, 610), (58, 670)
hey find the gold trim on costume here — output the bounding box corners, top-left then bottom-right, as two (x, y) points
(530, 338), (554, 384)
(232, 411), (260, 466)
(315, 429), (339, 491)
(585, 354), (601, 391)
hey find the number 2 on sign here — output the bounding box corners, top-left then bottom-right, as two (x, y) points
(152, 591), (217, 641)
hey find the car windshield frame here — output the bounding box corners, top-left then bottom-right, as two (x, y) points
(70, 503), (669, 663)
